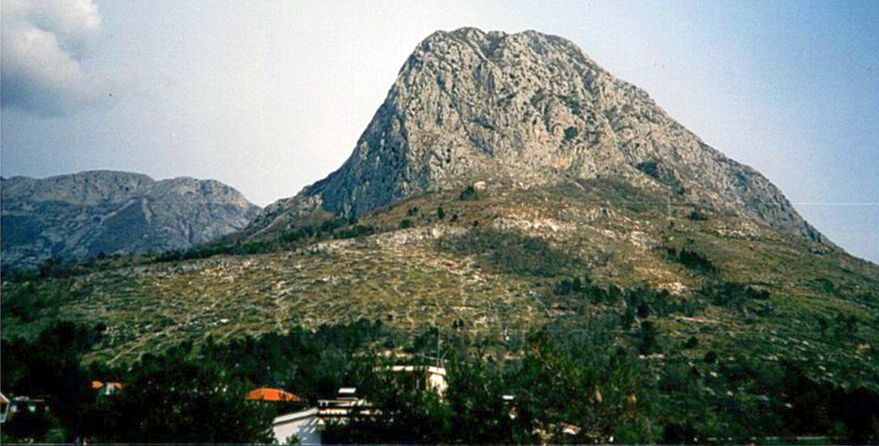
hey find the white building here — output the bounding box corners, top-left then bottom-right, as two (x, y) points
(272, 366), (447, 445)
(383, 365), (448, 395)
(0, 392), (9, 424)
(272, 387), (372, 445)
(272, 407), (323, 445)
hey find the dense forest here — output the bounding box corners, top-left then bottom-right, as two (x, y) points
(2, 316), (878, 444)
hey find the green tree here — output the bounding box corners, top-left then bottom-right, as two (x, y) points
(96, 344), (274, 443)
(327, 356), (452, 443)
(511, 329), (656, 443)
(445, 354), (519, 443)
(1, 321), (100, 441)
(637, 321), (659, 355)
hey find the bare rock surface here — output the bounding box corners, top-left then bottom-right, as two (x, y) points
(250, 28), (822, 243)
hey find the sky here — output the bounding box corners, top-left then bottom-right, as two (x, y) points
(1, 0), (877, 263)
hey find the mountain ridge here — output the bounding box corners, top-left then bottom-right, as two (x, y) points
(1, 170), (260, 270)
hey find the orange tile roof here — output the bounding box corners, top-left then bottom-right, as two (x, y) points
(246, 387), (302, 402)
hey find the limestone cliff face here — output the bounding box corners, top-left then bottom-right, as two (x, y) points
(251, 28), (821, 241)
(1, 170), (260, 270)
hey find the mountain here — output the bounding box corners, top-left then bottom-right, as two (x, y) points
(2, 27), (877, 443)
(2, 28), (877, 398)
(1, 170), (259, 270)
(249, 28), (822, 243)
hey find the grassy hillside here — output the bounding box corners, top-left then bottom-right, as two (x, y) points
(4, 180), (877, 389)
(4, 179), (879, 442)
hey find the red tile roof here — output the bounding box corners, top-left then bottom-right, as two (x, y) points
(246, 387), (302, 402)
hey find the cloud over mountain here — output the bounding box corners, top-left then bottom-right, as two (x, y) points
(1, 0), (108, 115)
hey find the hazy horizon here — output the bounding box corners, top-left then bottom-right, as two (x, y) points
(2, 0), (877, 262)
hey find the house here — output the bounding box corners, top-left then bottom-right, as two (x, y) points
(273, 387), (373, 445)
(92, 381), (124, 396)
(4, 396), (49, 421)
(0, 392), (9, 423)
(381, 365), (448, 395)
(272, 407), (323, 446)
(273, 366), (447, 444)
(502, 394), (517, 419)
(531, 421), (585, 444)
(317, 387), (373, 419)
(246, 387), (302, 402)
(559, 422), (582, 436)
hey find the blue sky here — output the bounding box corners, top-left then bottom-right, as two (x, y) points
(2, 0), (877, 262)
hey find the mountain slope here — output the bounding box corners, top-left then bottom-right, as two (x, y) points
(4, 181), (876, 381)
(249, 28), (822, 243)
(1, 170), (260, 270)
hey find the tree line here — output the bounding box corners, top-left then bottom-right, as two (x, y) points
(2, 317), (878, 444)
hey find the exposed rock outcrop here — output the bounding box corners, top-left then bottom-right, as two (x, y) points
(249, 28), (822, 243)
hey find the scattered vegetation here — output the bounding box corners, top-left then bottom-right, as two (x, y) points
(154, 217), (375, 263)
(688, 209), (709, 221)
(459, 185), (479, 201)
(700, 281), (771, 314)
(560, 94), (583, 117)
(663, 246), (718, 275)
(439, 227), (585, 277)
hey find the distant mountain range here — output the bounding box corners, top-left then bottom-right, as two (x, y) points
(1, 170), (259, 270)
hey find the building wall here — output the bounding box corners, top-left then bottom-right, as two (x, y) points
(273, 408), (322, 445)
(426, 371), (448, 395)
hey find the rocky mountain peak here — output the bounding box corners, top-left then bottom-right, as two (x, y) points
(251, 28), (823, 243)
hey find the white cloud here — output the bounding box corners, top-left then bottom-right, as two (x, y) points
(1, 0), (107, 115)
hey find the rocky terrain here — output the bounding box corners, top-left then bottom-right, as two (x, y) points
(1, 170), (259, 270)
(250, 28), (822, 243)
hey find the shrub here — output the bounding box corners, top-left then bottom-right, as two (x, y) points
(439, 228), (585, 277)
(704, 351), (717, 364)
(637, 321), (660, 354)
(459, 186), (478, 201)
(700, 281), (770, 313)
(664, 247), (717, 275)
(318, 217), (348, 234)
(334, 225), (376, 239)
(687, 210), (708, 221)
